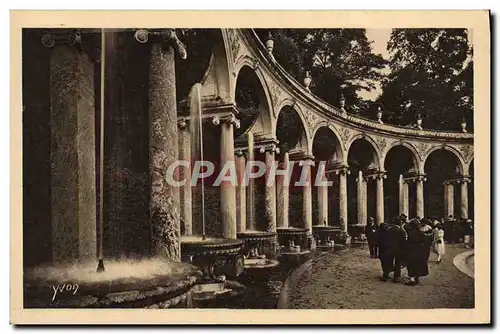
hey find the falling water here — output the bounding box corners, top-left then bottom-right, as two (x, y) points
(189, 83), (206, 239)
(247, 132), (255, 231)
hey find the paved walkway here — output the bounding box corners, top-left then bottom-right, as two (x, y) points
(287, 244), (474, 309)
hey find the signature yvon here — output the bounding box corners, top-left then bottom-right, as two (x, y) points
(52, 283), (79, 301)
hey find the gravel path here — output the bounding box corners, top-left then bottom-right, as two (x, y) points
(288, 244), (474, 309)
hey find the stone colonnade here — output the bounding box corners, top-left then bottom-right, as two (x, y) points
(443, 177), (472, 219)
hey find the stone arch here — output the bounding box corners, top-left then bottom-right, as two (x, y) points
(383, 141), (422, 174)
(423, 144), (465, 175)
(274, 99), (311, 153)
(347, 133), (381, 170)
(311, 122), (344, 163)
(232, 58), (274, 134)
(200, 29), (232, 103)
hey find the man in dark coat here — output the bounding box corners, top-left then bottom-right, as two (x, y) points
(365, 217), (378, 258)
(444, 215), (456, 243)
(377, 219), (407, 283)
(405, 219), (433, 286)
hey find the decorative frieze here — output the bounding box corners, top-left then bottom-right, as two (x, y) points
(227, 29), (241, 62)
(460, 145), (474, 163)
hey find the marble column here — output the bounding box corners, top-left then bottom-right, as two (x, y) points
(376, 172), (385, 225)
(398, 174), (405, 216)
(147, 31), (185, 261)
(318, 167), (329, 225)
(416, 175), (425, 219)
(357, 170), (365, 225)
(403, 180), (409, 218)
(460, 177), (470, 219)
(276, 152), (290, 228)
(44, 30), (97, 263)
(338, 167), (349, 232)
(362, 176), (368, 225)
(235, 150), (247, 233)
(444, 180), (454, 218)
(216, 114), (239, 239)
(301, 159), (314, 235)
(178, 119), (192, 235)
(262, 144), (278, 233)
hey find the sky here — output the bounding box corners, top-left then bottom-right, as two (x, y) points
(359, 28), (392, 101)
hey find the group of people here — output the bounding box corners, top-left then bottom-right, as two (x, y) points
(363, 214), (470, 286)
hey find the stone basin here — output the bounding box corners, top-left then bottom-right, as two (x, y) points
(244, 258), (279, 269)
(276, 227), (311, 251)
(312, 225), (340, 248)
(23, 258), (201, 308)
(347, 224), (367, 243)
(190, 280), (246, 308)
(180, 236), (245, 281)
(237, 230), (277, 260)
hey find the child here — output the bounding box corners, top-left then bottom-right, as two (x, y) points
(432, 223), (445, 263)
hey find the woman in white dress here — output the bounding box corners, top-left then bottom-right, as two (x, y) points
(432, 223), (445, 263)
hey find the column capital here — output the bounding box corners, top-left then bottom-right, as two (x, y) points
(404, 174), (427, 183)
(134, 29), (187, 59)
(212, 114), (241, 129)
(235, 148), (246, 157)
(288, 150), (314, 162)
(177, 118), (189, 130)
(365, 169), (386, 181)
(259, 143), (280, 154)
(444, 176), (472, 185)
(332, 165), (350, 176)
(459, 176), (473, 184)
(41, 28), (82, 48)
(41, 28), (101, 62)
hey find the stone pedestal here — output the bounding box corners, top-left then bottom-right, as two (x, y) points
(178, 119), (192, 235)
(262, 145), (278, 233)
(148, 41), (181, 261)
(235, 150), (247, 233)
(47, 37), (96, 263)
(416, 175), (425, 219)
(217, 115), (238, 239)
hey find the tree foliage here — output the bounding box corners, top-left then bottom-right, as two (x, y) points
(377, 29), (473, 131)
(255, 29), (387, 113)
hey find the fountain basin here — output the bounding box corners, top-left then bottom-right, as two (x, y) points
(191, 280), (246, 308)
(312, 225), (351, 245)
(180, 236), (245, 281)
(276, 227), (311, 251)
(23, 258), (201, 308)
(244, 258), (279, 269)
(348, 224), (368, 244)
(312, 225), (339, 250)
(237, 231), (277, 260)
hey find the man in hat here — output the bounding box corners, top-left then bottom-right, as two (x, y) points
(365, 217), (378, 258)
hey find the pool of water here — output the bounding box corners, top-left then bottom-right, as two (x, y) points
(230, 258), (311, 309)
(465, 254), (475, 272)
